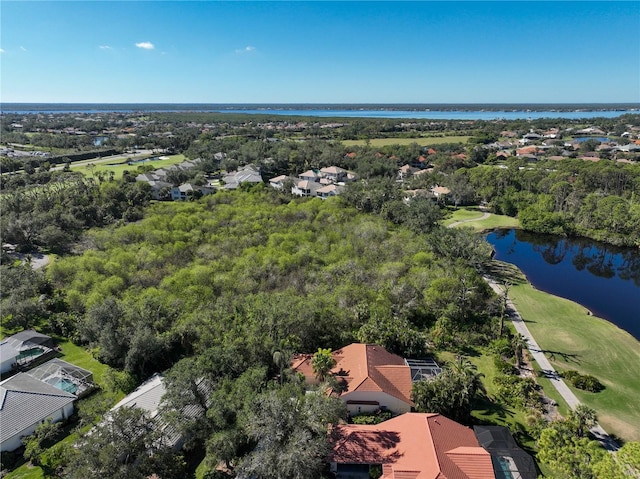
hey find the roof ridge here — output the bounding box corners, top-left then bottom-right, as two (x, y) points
(6, 388), (76, 399)
(424, 415), (442, 476)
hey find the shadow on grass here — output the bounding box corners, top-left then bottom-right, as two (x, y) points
(537, 349), (581, 364)
(473, 394), (517, 423)
(458, 345), (481, 358)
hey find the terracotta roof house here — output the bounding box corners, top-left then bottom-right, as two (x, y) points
(516, 146), (538, 157)
(431, 186), (451, 198)
(330, 412), (495, 479)
(292, 344), (415, 415)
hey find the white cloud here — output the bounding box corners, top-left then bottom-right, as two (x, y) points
(20, 46), (27, 52)
(135, 42), (155, 50)
(99, 45), (112, 50)
(235, 45), (256, 54)
(0, 49), (4, 54)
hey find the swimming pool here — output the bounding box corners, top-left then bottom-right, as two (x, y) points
(46, 377), (78, 394)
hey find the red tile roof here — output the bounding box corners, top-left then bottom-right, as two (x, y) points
(331, 413), (494, 479)
(292, 344), (413, 406)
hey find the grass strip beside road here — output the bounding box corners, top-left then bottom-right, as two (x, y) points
(509, 282), (640, 442)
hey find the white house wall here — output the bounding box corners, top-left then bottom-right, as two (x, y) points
(0, 403), (74, 453)
(1, 355), (17, 375)
(341, 390), (411, 416)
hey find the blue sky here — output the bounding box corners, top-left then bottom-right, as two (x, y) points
(1, 1), (639, 103)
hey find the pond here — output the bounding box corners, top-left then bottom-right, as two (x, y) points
(486, 229), (640, 340)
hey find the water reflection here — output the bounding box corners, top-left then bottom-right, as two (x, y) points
(486, 229), (640, 340)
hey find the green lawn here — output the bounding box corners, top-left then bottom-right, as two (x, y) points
(442, 208), (486, 225)
(70, 154), (186, 180)
(442, 207), (521, 231)
(3, 467), (44, 479)
(56, 338), (112, 386)
(342, 135), (470, 147)
(508, 281), (640, 441)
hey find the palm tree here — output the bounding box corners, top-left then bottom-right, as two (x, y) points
(450, 356), (486, 398)
(571, 404), (597, 438)
(311, 348), (336, 383)
(512, 334), (529, 370)
(272, 350), (289, 385)
(499, 282), (511, 337)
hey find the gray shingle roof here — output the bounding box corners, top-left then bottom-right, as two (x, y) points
(7, 330), (51, 346)
(111, 373), (165, 417)
(0, 373), (75, 445)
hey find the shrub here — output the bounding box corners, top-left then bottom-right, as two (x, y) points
(560, 370), (580, 381)
(494, 375), (543, 410)
(494, 356), (518, 375)
(561, 370), (605, 392)
(489, 337), (513, 358)
(572, 374), (605, 393)
(351, 410), (393, 425)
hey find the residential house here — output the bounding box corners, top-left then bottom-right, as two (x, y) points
(27, 358), (96, 399)
(431, 185), (451, 199)
(109, 374), (182, 448)
(170, 183), (214, 201)
(398, 164), (418, 181)
(316, 184), (344, 199)
(109, 373), (207, 450)
(292, 343), (432, 415)
(223, 164), (263, 189)
(411, 155), (430, 169)
(299, 169), (320, 182)
(147, 180), (174, 200)
(320, 166), (348, 183)
(516, 146), (538, 157)
(329, 412), (495, 479)
(0, 330), (55, 375)
(292, 179), (322, 197)
(576, 127), (606, 136)
(268, 174), (289, 190)
(0, 373), (75, 452)
(474, 426), (538, 479)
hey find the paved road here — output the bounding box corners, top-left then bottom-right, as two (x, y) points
(12, 252), (51, 269)
(484, 277), (619, 452)
(448, 211), (491, 228)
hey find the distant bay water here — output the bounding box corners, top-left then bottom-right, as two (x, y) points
(2, 103), (639, 120)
